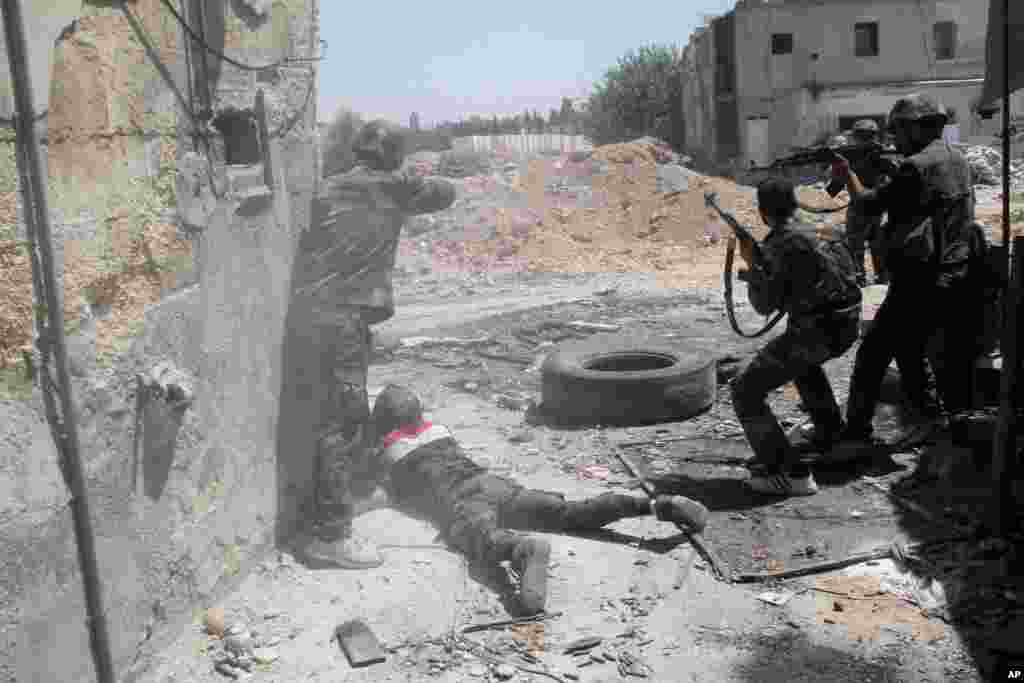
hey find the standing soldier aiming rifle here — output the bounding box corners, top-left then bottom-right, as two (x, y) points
(840, 119), (897, 286)
(830, 94), (984, 454)
(709, 179), (862, 496)
(292, 120), (456, 568)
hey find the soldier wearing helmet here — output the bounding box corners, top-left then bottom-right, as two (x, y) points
(842, 118), (892, 286)
(830, 94), (984, 462)
(291, 119), (456, 568)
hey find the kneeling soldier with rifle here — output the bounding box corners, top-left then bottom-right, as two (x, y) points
(337, 384), (711, 615)
(707, 179), (862, 496)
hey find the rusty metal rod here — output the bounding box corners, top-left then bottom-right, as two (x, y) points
(991, 236), (1024, 534)
(615, 451), (732, 583)
(0, 0), (115, 680)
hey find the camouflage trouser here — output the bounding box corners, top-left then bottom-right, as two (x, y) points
(432, 475), (650, 566)
(305, 311), (375, 541)
(847, 284), (976, 435)
(845, 208), (885, 286)
(731, 313), (859, 474)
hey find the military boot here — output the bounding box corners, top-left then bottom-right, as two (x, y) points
(510, 536), (551, 615)
(652, 495), (709, 533)
(300, 520), (384, 569)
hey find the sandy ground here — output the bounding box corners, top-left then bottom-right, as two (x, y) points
(134, 143), (1024, 683)
(136, 273), (1019, 683)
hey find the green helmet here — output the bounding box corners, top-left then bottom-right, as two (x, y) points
(352, 119), (406, 171)
(888, 94), (948, 125)
(852, 119), (880, 135)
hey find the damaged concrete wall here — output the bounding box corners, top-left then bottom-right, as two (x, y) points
(680, 25), (718, 172)
(731, 0), (989, 164)
(0, 1), (319, 681)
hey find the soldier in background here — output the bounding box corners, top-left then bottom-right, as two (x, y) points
(842, 119), (896, 286)
(293, 120), (456, 568)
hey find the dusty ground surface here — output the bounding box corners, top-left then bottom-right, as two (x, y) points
(8, 139), (1024, 681)
(138, 275), (1024, 683)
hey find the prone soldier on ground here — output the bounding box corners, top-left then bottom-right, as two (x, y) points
(337, 384), (711, 614)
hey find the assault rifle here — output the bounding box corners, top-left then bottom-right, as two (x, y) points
(704, 191), (761, 263)
(704, 191), (785, 338)
(752, 142), (902, 197)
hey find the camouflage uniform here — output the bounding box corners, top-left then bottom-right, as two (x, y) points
(732, 222), (862, 475)
(292, 136), (455, 542)
(844, 120), (895, 286)
(845, 110), (980, 437)
(381, 423), (707, 571)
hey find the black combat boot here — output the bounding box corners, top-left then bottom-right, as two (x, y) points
(652, 495), (709, 533)
(510, 537), (551, 615)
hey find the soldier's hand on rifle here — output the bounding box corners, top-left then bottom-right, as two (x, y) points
(829, 152), (850, 181)
(739, 236), (756, 267)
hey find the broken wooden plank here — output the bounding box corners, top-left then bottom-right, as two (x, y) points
(567, 320), (621, 333)
(461, 611), (563, 634)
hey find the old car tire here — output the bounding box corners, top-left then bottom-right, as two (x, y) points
(540, 341), (716, 426)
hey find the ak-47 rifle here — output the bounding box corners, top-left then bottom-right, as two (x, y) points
(751, 142), (902, 198)
(704, 191), (785, 338)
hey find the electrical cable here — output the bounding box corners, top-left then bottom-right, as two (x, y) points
(158, 0), (325, 71)
(119, 1), (222, 198)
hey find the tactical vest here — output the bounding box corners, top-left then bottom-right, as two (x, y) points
(884, 140), (974, 287)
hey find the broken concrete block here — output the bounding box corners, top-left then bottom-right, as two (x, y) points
(224, 165), (273, 216)
(176, 153), (220, 232)
(231, 0), (273, 28)
(143, 361), (195, 407)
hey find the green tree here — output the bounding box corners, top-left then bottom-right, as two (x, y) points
(584, 43), (685, 148)
(321, 106), (365, 177)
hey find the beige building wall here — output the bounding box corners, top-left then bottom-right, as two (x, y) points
(683, 0), (991, 167)
(680, 24), (717, 169)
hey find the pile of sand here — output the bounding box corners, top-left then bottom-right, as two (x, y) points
(463, 140), (853, 289)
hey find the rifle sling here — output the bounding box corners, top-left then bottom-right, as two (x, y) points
(723, 238), (786, 339)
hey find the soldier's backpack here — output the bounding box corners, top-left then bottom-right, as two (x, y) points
(811, 230), (862, 304)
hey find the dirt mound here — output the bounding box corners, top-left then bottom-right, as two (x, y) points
(459, 143), (851, 289)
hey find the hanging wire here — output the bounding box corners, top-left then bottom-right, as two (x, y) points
(158, 0), (326, 71)
(119, 0), (222, 199)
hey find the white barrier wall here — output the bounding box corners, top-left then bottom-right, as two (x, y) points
(451, 134), (592, 155)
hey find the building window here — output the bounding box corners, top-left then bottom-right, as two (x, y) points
(854, 22), (879, 57)
(771, 33), (794, 55)
(715, 58), (734, 94)
(934, 21), (957, 60)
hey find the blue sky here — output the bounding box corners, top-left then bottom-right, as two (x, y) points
(317, 1), (738, 128)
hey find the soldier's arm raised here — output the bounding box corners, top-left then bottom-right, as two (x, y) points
(399, 173), (457, 214)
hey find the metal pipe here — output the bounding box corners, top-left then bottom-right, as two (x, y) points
(0, 0), (116, 681)
(1002, 0), (1011, 250)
